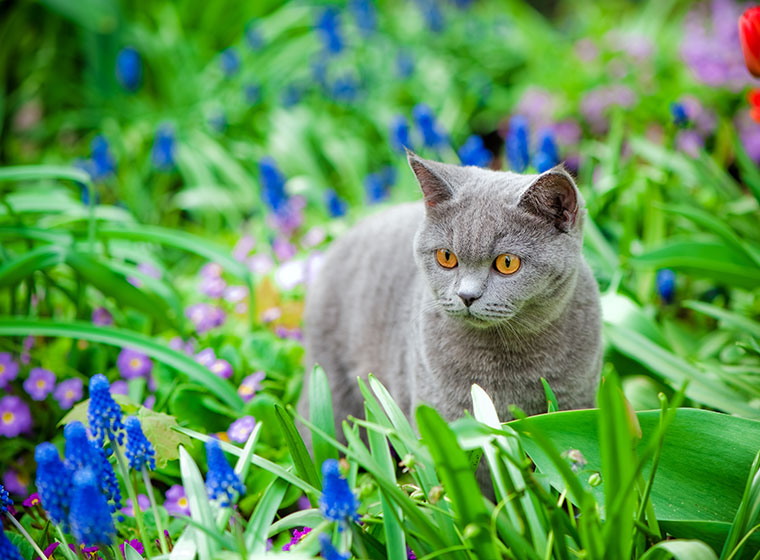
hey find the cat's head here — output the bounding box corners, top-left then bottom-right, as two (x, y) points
(408, 151), (586, 332)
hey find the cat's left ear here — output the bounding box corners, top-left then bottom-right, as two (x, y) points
(406, 150), (455, 208)
(517, 166), (581, 233)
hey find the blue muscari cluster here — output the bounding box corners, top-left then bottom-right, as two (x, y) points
(88, 374), (125, 446)
(349, 0), (377, 36)
(258, 156), (289, 215)
(245, 23), (264, 50)
(116, 47), (142, 91)
(64, 422), (122, 511)
(365, 166), (396, 204)
(0, 483), (11, 512)
(331, 73), (360, 102)
(0, 527), (23, 560)
(318, 459), (359, 525)
(396, 50), (415, 79)
(244, 83), (261, 105)
(151, 124), (176, 171)
(458, 135), (492, 167)
(219, 48), (240, 77)
(69, 469), (116, 546)
(91, 135), (116, 180)
(205, 439), (245, 507)
(315, 7), (344, 55)
(35, 443), (71, 528)
(208, 111), (227, 132)
(325, 189), (348, 217)
(125, 416), (156, 471)
(670, 102), (689, 127)
(656, 269), (676, 303)
(281, 84), (303, 108)
(412, 103), (447, 149)
(319, 533), (350, 560)
(390, 115), (413, 153)
(533, 129), (559, 172)
(505, 116), (530, 173)
(415, 0), (444, 32)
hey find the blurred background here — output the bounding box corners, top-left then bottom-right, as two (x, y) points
(1, 0), (759, 513)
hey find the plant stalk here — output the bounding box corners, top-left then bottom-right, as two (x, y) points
(111, 441), (151, 560)
(142, 466), (169, 555)
(5, 511), (48, 559)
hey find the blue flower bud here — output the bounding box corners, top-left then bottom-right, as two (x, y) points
(390, 115), (412, 153)
(125, 416), (156, 472)
(325, 189), (347, 217)
(319, 533), (350, 560)
(318, 459), (359, 525)
(656, 269), (676, 303)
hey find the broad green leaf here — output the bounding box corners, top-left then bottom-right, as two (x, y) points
(123, 542), (144, 560)
(309, 364), (339, 474)
(0, 244), (67, 288)
(0, 319), (243, 409)
(510, 408), (760, 527)
(638, 539), (718, 560)
(605, 323), (759, 418)
(275, 404), (321, 492)
(178, 445), (216, 559)
(137, 407), (192, 468)
(267, 509), (325, 538)
(416, 405), (500, 560)
(630, 240), (760, 289)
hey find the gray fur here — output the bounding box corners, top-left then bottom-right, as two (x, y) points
(300, 153), (602, 440)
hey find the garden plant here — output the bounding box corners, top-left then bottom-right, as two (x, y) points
(1, 0), (760, 559)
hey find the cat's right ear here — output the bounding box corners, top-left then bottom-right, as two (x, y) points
(406, 150), (454, 208)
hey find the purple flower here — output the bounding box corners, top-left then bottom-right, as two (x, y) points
(3, 471), (27, 496)
(0, 353), (19, 387)
(22, 492), (39, 507)
(238, 372), (265, 402)
(143, 395), (155, 409)
(23, 368), (56, 401)
(53, 378), (83, 410)
(580, 85), (636, 134)
(515, 87), (556, 130)
(186, 303), (226, 333)
(736, 109), (760, 163)
(247, 253), (274, 275)
(117, 348), (153, 379)
(273, 237), (297, 262)
(110, 380), (129, 396)
(164, 485), (190, 516)
(675, 130), (704, 158)
(120, 539), (145, 558)
(209, 359), (233, 379)
(0, 396), (32, 437)
(195, 348), (216, 367)
(282, 527), (311, 551)
(233, 235), (256, 261)
(169, 337), (196, 355)
(21, 336), (33, 365)
(227, 416), (256, 443)
(200, 275), (227, 298)
(301, 226), (326, 249)
(223, 285), (248, 304)
(275, 326), (303, 341)
(92, 307), (113, 326)
(121, 494), (150, 517)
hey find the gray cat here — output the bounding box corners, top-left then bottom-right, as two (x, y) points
(301, 151), (601, 439)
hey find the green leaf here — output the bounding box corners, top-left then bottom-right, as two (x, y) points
(541, 378), (559, 413)
(683, 301), (760, 339)
(59, 393), (140, 426)
(605, 323), (759, 418)
(137, 407), (192, 468)
(416, 405), (500, 560)
(638, 539), (718, 560)
(268, 509), (326, 538)
(0, 319), (243, 409)
(0, 245), (67, 288)
(245, 478), (288, 553)
(123, 542), (145, 560)
(308, 364), (339, 473)
(510, 408), (760, 527)
(275, 404), (321, 492)
(178, 445), (216, 558)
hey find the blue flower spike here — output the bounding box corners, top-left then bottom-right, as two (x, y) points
(0, 527), (23, 560)
(505, 116), (530, 173)
(533, 128), (560, 173)
(670, 102), (689, 127)
(125, 416), (156, 471)
(64, 421), (122, 511)
(656, 269), (676, 304)
(0, 484), (11, 513)
(319, 533), (350, 560)
(35, 443), (72, 529)
(319, 459), (359, 526)
(205, 439), (245, 507)
(69, 468), (116, 546)
(88, 374), (124, 446)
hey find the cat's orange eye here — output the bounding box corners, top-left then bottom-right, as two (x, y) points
(494, 254), (521, 275)
(436, 249), (458, 269)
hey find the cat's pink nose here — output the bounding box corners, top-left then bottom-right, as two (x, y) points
(458, 290), (481, 307)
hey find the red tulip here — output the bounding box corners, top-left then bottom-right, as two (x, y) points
(739, 6), (760, 78)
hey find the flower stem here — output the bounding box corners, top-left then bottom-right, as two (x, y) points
(110, 441), (151, 560)
(5, 511), (48, 559)
(141, 466), (169, 555)
(54, 526), (79, 560)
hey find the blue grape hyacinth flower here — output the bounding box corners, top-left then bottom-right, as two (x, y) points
(0, 527), (22, 560)
(90, 135), (116, 181)
(219, 48), (240, 77)
(390, 115), (413, 153)
(319, 459), (359, 525)
(533, 128), (560, 173)
(505, 116), (530, 173)
(116, 47), (142, 91)
(125, 416), (156, 471)
(88, 374), (124, 446)
(35, 443), (72, 529)
(325, 189), (347, 217)
(69, 468), (116, 546)
(245, 23), (264, 50)
(412, 103), (447, 149)
(670, 102), (689, 127)
(656, 269), (676, 303)
(205, 439), (245, 507)
(151, 124), (176, 171)
(349, 0), (377, 36)
(315, 7), (344, 55)
(396, 50), (415, 79)
(0, 483), (11, 513)
(319, 533), (350, 560)
(458, 135), (492, 167)
(64, 422), (122, 511)
(258, 157), (289, 215)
